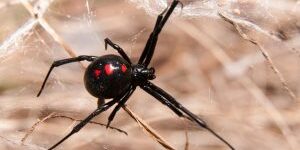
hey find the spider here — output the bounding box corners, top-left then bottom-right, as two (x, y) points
(37, 1), (234, 149)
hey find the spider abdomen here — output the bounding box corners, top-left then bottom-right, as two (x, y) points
(84, 54), (131, 99)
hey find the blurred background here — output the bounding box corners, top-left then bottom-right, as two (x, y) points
(0, 0), (300, 150)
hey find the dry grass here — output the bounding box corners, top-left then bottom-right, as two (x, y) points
(0, 0), (300, 150)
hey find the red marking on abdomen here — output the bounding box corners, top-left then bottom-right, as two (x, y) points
(105, 64), (113, 75)
(121, 64), (127, 73)
(94, 69), (101, 77)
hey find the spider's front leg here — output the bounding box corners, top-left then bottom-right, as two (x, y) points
(104, 38), (132, 64)
(37, 55), (97, 96)
(138, 0), (182, 67)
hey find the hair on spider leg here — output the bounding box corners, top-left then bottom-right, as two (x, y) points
(36, 0), (235, 149)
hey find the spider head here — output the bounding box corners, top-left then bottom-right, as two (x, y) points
(132, 64), (156, 84)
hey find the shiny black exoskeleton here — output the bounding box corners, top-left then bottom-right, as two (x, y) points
(84, 55), (131, 98)
(36, 1), (235, 150)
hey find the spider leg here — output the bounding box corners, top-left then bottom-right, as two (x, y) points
(106, 86), (136, 128)
(140, 84), (185, 118)
(37, 55), (98, 97)
(138, 8), (165, 65)
(138, 0), (180, 67)
(104, 38), (132, 64)
(48, 97), (121, 150)
(141, 81), (235, 150)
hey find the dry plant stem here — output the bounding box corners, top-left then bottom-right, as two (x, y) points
(21, 112), (56, 144)
(20, 0), (87, 68)
(0, 0), (42, 57)
(175, 21), (298, 150)
(21, 113), (128, 144)
(254, 43), (296, 100)
(51, 114), (128, 135)
(20, 0), (174, 149)
(122, 106), (175, 150)
(184, 130), (189, 150)
(219, 13), (297, 101)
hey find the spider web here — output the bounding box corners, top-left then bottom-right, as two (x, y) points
(0, 0), (300, 150)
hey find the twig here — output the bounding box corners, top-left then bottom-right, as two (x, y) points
(175, 21), (298, 150)
(122, 106), (175, 150)
(217, 11), (280, 41)
(1, 0), (51, 58)
(20, 0), (85, 67)
(184, 128), (189, 150)
(50, 114), (128, 135)
(22, 112), (56, 143)
(219, 12), (297, 101)
(21, 112), (128, 144)
(20, 1), (174, 149)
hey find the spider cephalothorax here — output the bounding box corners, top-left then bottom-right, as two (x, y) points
(37, 1), (235, 150)
(131, 64), (156, 84)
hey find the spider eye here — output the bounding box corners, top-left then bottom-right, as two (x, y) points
(94, 69), (101, 77)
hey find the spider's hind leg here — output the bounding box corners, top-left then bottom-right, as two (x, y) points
(141, 81), (235, 150)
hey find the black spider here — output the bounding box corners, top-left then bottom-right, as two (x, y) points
(37, 1), (234, 149)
